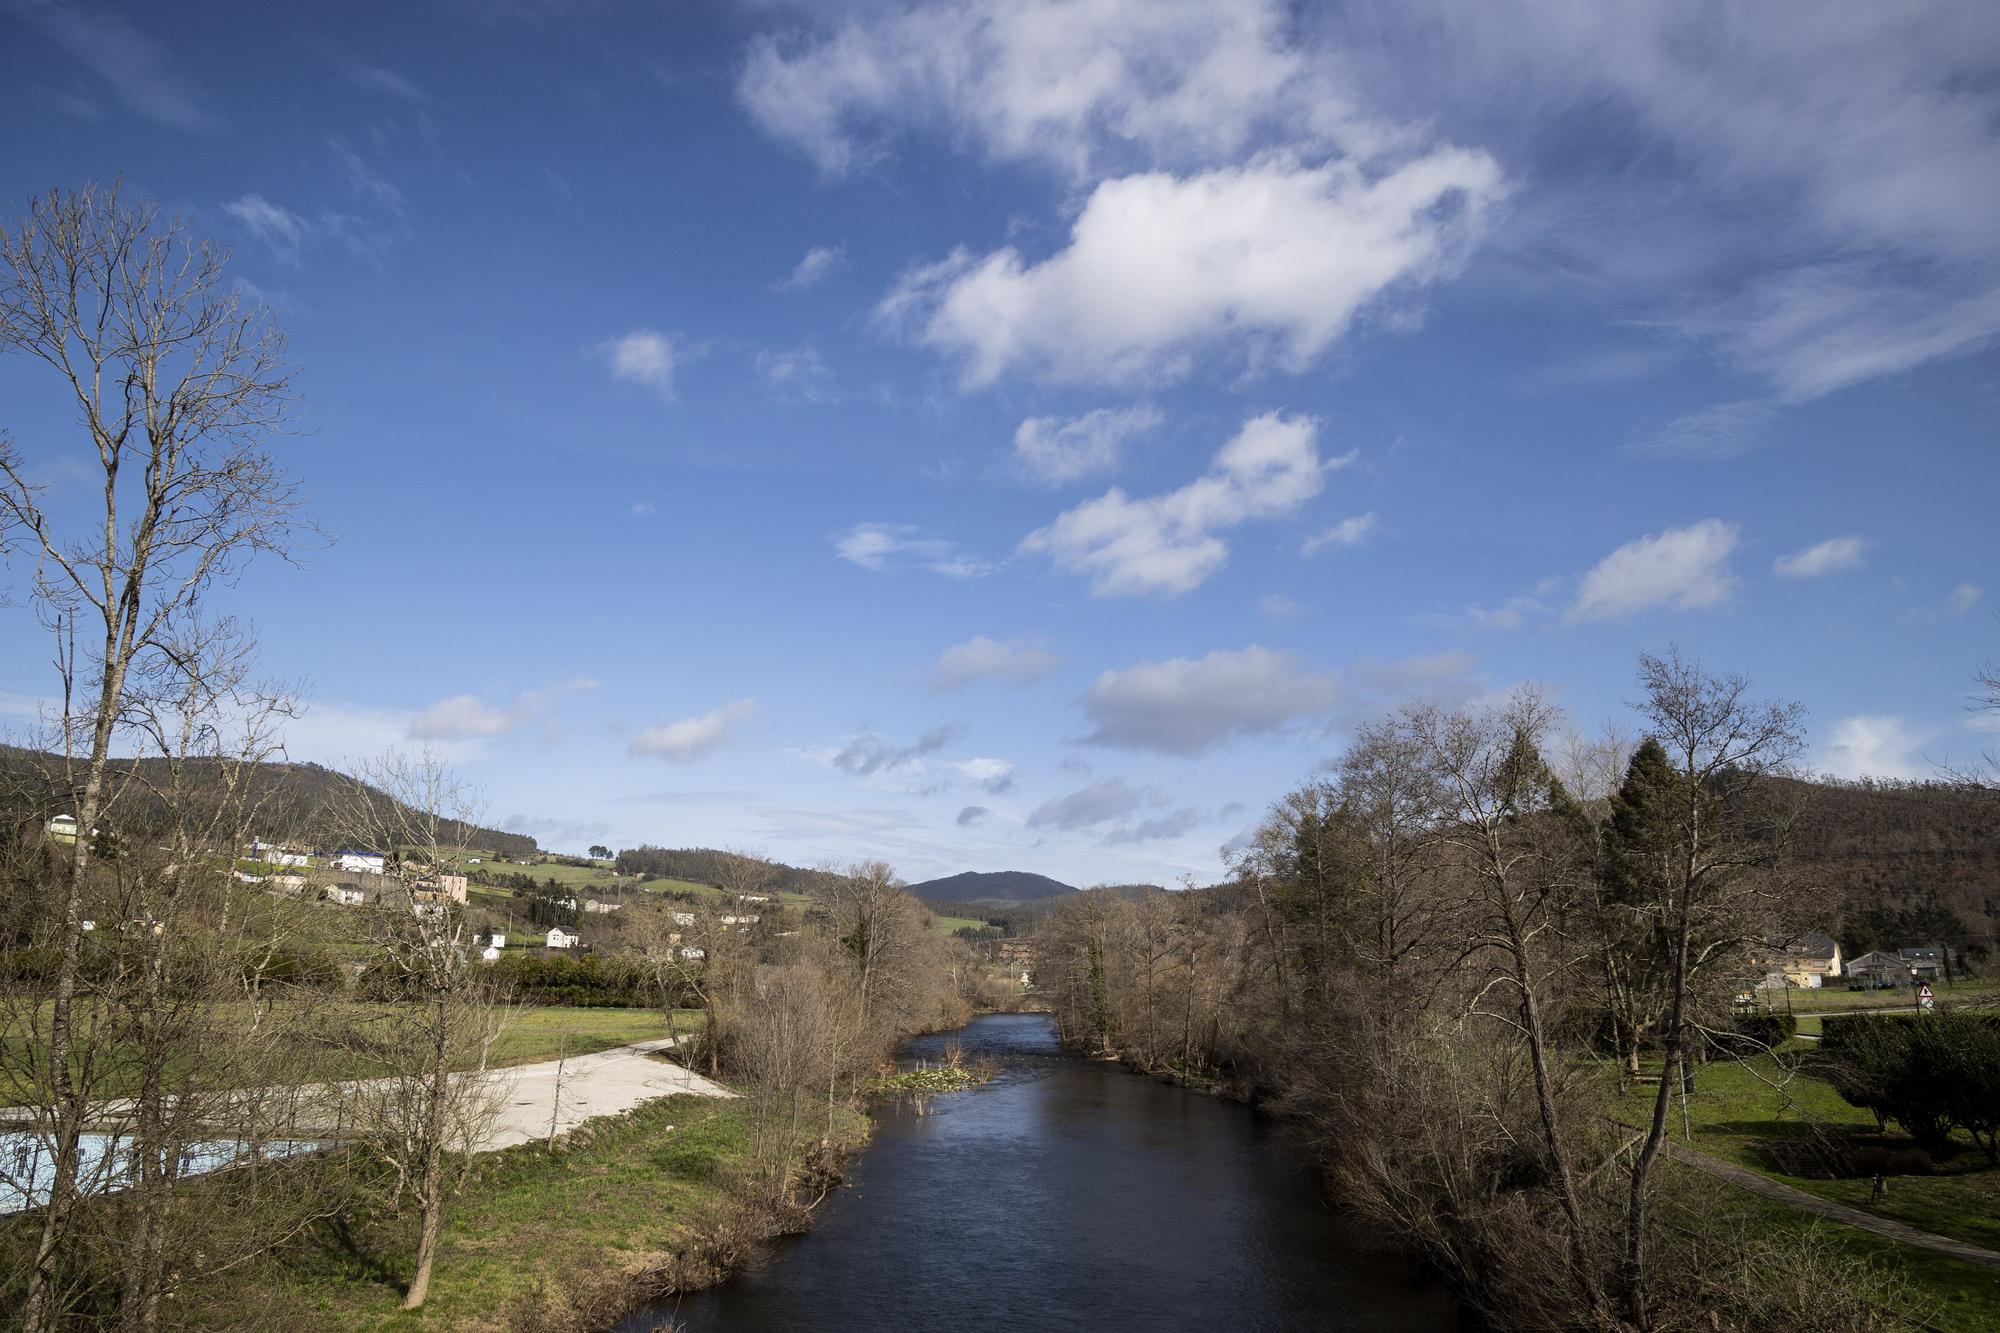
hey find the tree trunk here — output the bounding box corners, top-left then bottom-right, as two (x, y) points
(404, 998), (452, 1310)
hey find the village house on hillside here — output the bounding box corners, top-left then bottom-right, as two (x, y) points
(545, 925), (580, 949)
(329, 849), (386, 876)
(1751, 931), (1843, 988)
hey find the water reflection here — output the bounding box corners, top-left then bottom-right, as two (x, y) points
(643, 1013), (1454, 1332)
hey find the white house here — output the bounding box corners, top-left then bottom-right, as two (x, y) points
(480, 945), (502, 963)
(720, 914), (760, 927)
(672, 911), (696, 926)
(546, 926), (580, 949)
(331, 850), (386, 876)
(487, 932), (508, 950)
(322, 885), (366, 907)
(249, 840), (310, 868)
(583, 899), (622, 914)
(46, 814), (80, 844)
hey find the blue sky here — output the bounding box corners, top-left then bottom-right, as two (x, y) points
(1, 0), (1995, 885)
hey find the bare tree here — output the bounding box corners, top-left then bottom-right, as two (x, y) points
(0, 183), (310, 1332)
(330, 751), (508, 1311)
(1617, 650), (1804, 1329)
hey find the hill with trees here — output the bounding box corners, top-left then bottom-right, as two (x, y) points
(904, 869), (1078, 904)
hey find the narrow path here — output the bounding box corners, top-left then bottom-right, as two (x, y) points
(1664, 1141), (2000, 1271)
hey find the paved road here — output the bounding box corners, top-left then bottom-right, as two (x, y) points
(1666, 1141), (2000, 1271)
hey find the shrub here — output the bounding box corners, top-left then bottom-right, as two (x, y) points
(1819, 1012), (2000, 1158)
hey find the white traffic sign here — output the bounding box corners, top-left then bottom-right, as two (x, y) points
(1918, 983), (1935, 1011)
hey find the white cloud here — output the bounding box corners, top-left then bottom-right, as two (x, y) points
(328, 138), (407, 216)
(629, 699), (759, 762)
(407, 677), (599, 741)
(1301, 512), (1376, 556)
(1313, 3), (2000, 399)
(1819, 715), (1927, 780)
(1020, 412), (1329, 597)
(1630, 401), (1780, 460)
(1012, 406), (1162, 486)
(835, 523), (990, 579)
(954, 756), (1016, 795)
(1081, 646), (1339, 755)
(1775, 536), (1867, 579)
(1567, 519), (1739, 623)
(628, 501), (658, 517)
(779, 244), (845, 290)
(737, 0), (1381, 181)
(14, 0), (219, 132)
(222, 194), (313, 262)
(1256, 593), (1301, 620)
(933, 635), (1063, 690)
(755, 346), (837, 402)
(880, 152), (1504, 388)
(1907, 582), (1984, 623)
(601, 329), (679, 399)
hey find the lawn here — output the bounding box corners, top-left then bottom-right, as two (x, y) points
(1752, 976), (1997, 1016)
(171, 1092), (871, 1329)
(932, 914), (987, 934)
(1618, 1054), (2000, 1255)
(0, 1004), (707, 1104)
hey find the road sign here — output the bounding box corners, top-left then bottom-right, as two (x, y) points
(1918, 983), (1935, 1012)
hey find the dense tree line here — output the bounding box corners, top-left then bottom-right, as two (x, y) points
(1035, 654), (1919, 1332)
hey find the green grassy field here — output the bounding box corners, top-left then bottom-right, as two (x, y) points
(1619, 1054), (2000, 1255)
(1752, 977), (1997, 1015)
(0, 1004), (706, 1104)
(932, 914), (987, 934)
(173, 1092), (870, 1329)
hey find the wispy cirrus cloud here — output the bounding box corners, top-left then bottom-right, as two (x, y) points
(779, 244), (845, 290)
(834, 523), (990, 579)
(1775, 536), (1867, 578)
(10, 0), (220, 131)
(1301, 512), (1376, 556)
(1011, 406), (1161, 486)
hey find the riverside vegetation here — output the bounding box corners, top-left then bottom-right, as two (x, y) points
(1035, 653), (2000, 1333)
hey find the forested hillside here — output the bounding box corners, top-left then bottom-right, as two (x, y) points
(1790, 778), (2000, 959)
(0, 747), (539, 858)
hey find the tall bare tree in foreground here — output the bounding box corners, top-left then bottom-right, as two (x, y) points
(0, 182), (307, 1333)
(1616, 650), (1803, 1329)
(331, 752), (508, 1311)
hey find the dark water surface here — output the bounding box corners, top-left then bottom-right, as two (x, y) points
(638, 1013), (1455, 1333)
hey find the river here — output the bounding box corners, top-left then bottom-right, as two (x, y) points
(636, 1013), (1456, 1332)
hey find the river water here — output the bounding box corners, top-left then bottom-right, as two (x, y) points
(640, 1013), (1456, 1332)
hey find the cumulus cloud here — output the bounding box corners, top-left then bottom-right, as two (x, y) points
(1819, 715), (1927, 780)
(932, 635), (1063, 690)
(879, 153), (1504, 388)
(834, 523), (990, 579)
(954, 756), (1016, 795)
(629, 699), (758, 762)
(1019, 412), (1333, 597)
(601, 329), (679, 399)
(1080, 646), (1339, 755)
(737, 0), (1380, 180)
(1301, 512), (1376, 556)
(407, 677), (599, 741)
(1567, 519), (1739, 623)
(780, 244), (845, 289)
(1775, 536), (1867, 578)
(1011, 406), (1162, 486)
(1906, 582), (1984, 623)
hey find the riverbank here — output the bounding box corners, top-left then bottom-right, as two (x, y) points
(175, 1092), (868, 1330)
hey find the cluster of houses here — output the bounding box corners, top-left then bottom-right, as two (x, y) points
(1754, 933), (1963, 990)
